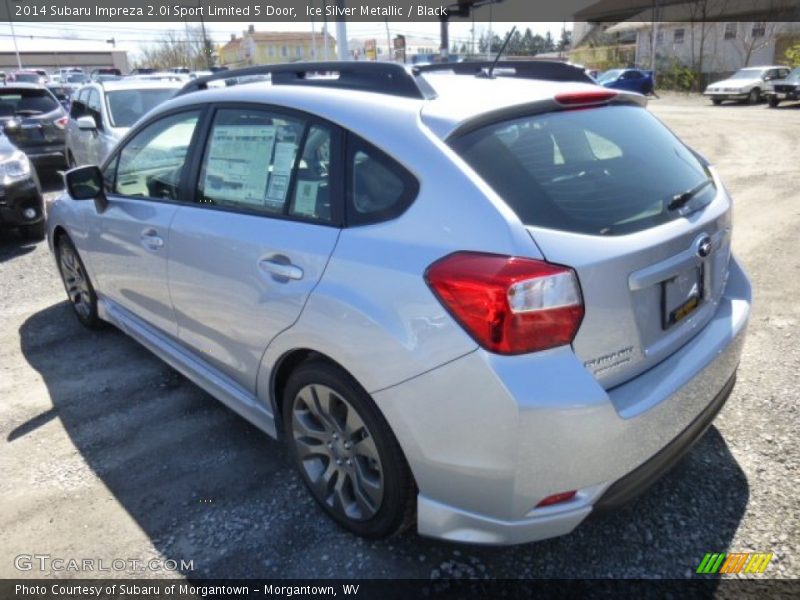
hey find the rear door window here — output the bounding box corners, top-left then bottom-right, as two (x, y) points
(450, 105), (715, 236)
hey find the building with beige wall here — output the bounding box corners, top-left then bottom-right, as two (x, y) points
(219, 26), (335, 67)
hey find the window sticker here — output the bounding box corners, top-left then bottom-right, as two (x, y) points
(265, 173), (290, 207)
(203, 125), (276, 206)
(294, 180), (320, 216)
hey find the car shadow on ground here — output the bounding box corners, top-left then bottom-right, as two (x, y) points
(0, 231), (37, 262)
(16, 301), (749, 580)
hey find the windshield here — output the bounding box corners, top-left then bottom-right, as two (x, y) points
(0, 88), (60, 116)
(106, 88), (177, 128)
(48, 87), (69, 99)
(597, 69), (622, 83)
(14, 73), (40, 83)
(787, 67), (800, 81)
(730, 69), (763, 80)
(450, 105), (716, 236)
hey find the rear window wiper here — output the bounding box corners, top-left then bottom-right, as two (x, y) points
(14, 109), (44, 116)
(667, 178), (714, 211)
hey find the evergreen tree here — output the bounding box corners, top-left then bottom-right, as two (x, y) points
(521, 28), (535, 55)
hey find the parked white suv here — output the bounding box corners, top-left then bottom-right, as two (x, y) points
(703, 65), (791, 105)
(65, 80), (181, 167)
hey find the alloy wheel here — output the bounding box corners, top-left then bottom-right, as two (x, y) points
(59, 245), (92, 319)
(290, 384), (384, 521)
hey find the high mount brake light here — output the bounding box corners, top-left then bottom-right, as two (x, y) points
(424, 252), (584, 355)
(555, 90), (617, 106)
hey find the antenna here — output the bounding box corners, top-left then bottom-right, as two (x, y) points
(486, 25), (516, 79)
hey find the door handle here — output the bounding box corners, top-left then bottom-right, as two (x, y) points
(259, 258), (304, 281)
(140, 228), (164, 251)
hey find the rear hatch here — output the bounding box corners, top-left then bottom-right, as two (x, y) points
(450, 102), (731, 389)
(0, 87), (66, 152)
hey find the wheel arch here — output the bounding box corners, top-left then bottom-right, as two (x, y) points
(268, 347), (358, 440)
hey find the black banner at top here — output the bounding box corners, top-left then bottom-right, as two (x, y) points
(1, 0), (799, 23)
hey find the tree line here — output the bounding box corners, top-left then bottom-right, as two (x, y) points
(475, 28), (571, 56)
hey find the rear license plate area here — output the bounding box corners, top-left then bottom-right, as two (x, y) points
(662, 264), (704, 329)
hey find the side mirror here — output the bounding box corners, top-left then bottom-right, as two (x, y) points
(65, 165), (108, 212)
(76, 115), (97, 131)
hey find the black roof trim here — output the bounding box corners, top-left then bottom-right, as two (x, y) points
(177, 61), (437, 100)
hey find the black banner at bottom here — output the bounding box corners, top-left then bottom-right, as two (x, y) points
(3, 579), (800, 600)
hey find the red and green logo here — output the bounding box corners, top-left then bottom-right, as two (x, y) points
(696, 552), (773, 574)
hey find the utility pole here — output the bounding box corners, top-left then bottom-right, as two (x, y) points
(385, 19), (392, 62)
(440, 17), (449, 62)
(335, 0), (349, 60)
(312, 18), (317, 60)
(322, 0), (329, 60)
(7, 0), (23, 69)
(486, 4), (493, 59)
(198, 9), (213, 69)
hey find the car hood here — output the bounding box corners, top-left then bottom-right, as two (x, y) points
(709, 77), (761, 88)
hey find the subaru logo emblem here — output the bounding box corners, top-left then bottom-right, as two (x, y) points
(697, 236), (712, 258)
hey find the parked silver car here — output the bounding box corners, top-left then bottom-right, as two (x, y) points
(703, 65), (791, 105)
(65, 80), (181, 168)
(47, 62), (751, 545)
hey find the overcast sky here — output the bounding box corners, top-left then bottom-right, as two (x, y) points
(0, 20), (570, 58)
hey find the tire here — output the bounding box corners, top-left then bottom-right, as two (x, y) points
(747, 88), (760, 105)
(283, 359), (416, 539)
(56, 234), (104, 329)
(768, 95), (780, 108)
(712, 98), (723, 105)
(20, 220), (46, 241)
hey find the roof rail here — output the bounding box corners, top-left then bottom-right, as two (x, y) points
(177, 61), (437, 99)
(412, 61), (594, 84)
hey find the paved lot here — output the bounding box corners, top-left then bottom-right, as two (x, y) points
(0, 94), (798, 580)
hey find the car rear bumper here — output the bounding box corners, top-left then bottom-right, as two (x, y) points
(26, 145), (67, 165)
(373, 255), (751, 545)
(0, 178), (45, 228)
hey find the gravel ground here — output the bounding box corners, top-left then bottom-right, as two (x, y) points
(0, 93), (797, 580)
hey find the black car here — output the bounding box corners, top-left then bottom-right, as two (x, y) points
(0, 84), (68, 169)
(0, 133), (45, 240)
(766, 67), (800, 107)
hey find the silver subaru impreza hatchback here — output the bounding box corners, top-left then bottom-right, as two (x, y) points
(48, 62), (750, 544)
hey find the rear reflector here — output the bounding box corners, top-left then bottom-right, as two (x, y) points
(555, 90), (617, 106)
(424, 252), (584, 355)
(536, 491), (577, 508)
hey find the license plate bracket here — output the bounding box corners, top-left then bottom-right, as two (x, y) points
(662, 264), (704, 329)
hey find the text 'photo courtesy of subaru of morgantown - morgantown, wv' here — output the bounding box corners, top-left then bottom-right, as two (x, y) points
(47, 60), (751, 544)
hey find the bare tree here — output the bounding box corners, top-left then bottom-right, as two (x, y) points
(135, 26), (213, 70)
(686, 0), (729, 89)
(731, 21), (779, 67)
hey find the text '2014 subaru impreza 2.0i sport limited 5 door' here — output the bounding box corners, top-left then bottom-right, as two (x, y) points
(48, 62), (751, 545)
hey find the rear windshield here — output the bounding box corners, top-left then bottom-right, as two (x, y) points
(450, 105), (716, 236)
(106, 88), (177, 128)
(14, 73), (40, 83)
(0, 89), (60, 116)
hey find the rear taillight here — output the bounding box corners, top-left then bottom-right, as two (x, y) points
(54, 116), (69, 129)
(424, 252), (584, 355)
